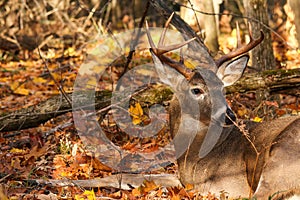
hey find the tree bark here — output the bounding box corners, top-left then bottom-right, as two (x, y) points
(203, 0), (219, 54)
(288, 0), (300, 47)
(1, 69), (299, 133)
(226, 68), (300, 94)
(243, 0), (276, 71)
(30, 173), (181, 190)
(180, 0), (219, 54)
(0, 91), (112, 132)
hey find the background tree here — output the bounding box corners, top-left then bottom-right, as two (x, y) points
(180, 0), (220, 54)
(243, 0), (276, 71)
(288, 0), (300, 48)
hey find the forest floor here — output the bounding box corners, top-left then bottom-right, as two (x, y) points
(0, 28), (300, 199)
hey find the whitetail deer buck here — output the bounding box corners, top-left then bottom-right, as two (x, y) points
(146, 14), (300, 199)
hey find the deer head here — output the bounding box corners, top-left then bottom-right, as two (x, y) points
(145, 13), (264, 158)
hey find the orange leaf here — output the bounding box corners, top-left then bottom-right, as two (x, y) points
(264, 100), (279, 107)
(25, 142), (49, 160)
(171, 195), (181, 200)
(185, 183), (194, 191)
(122, 141), (138, 151)
(132, 187), (141, 197)
(92, 158), (112, 172)
(142, 180), (158, 193)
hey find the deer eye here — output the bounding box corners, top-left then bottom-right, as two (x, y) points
(191, 88), (203, 95)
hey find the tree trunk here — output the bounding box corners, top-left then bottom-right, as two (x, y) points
(203, 0), (220, 54)
(243, 0), (276, 71)
(180, 0), (219, 54)
(288, 0), (300, 47)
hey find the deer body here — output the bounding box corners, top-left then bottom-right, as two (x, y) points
(145, 14), (300, 199)
(171, 97), (300, 198)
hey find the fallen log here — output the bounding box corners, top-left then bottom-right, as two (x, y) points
(226, 68), (300, 94)
(1, 69), (299, 133)
(0, 91), (112, 132)
(0, 85), (172, 132)
(30, 173), (182, 190)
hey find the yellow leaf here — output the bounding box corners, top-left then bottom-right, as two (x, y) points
(10, 82), (30, 95)
(74, 195), (84, 200)
(10, 148), (25, 153)
(10, 82), (19, 91)
(0, 77), (10, 83)
(75, 190), (96, 200)
(52, 73), (61, 81)
(83, 190), (96, 200)
(253, 116), (263, 122)
(48, 80), (55, 86)
(128, 100), (144, 125)
(60, 171), (69, 177)
(33, 77), (47, 84)
(64, 47), (76, 56)
(14, 87), (30, 95)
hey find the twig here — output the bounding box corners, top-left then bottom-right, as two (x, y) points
(75, 0), (111, 16)
(187, 0), (203, 35)
(82, 1), (100, 30)
(0, 174), (11, 183)
(37, 34), (53, 50)
(115, 0), (151, 91)
(0, 34), (21, 50)
(37, 48), (72, 107)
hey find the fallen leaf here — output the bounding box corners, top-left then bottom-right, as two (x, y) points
(253, 116), (263, 122)
(142, 180), (158, 193)
(32, 77), (47, 84)
(132, 187), (141, 197)
(10, 148), (26, 154)
(128, 101), (145, 125)
(75, 189), (96, 200)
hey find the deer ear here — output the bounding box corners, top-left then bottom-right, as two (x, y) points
(216, 55), (249, 87)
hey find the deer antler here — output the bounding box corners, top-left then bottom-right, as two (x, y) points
(145, 13), (196, 80)
(215, 23), (264, 67)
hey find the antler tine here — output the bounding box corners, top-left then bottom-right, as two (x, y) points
(158, 12), (174, 48)
(215, 24), (264, 67)
(146, 13), (196, 80)
(145, 20), (156, 50)
(145, 13), (196, 56)
(158, 37), (196, 55)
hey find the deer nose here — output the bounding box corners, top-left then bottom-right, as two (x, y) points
(225, 107), (236, 125)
